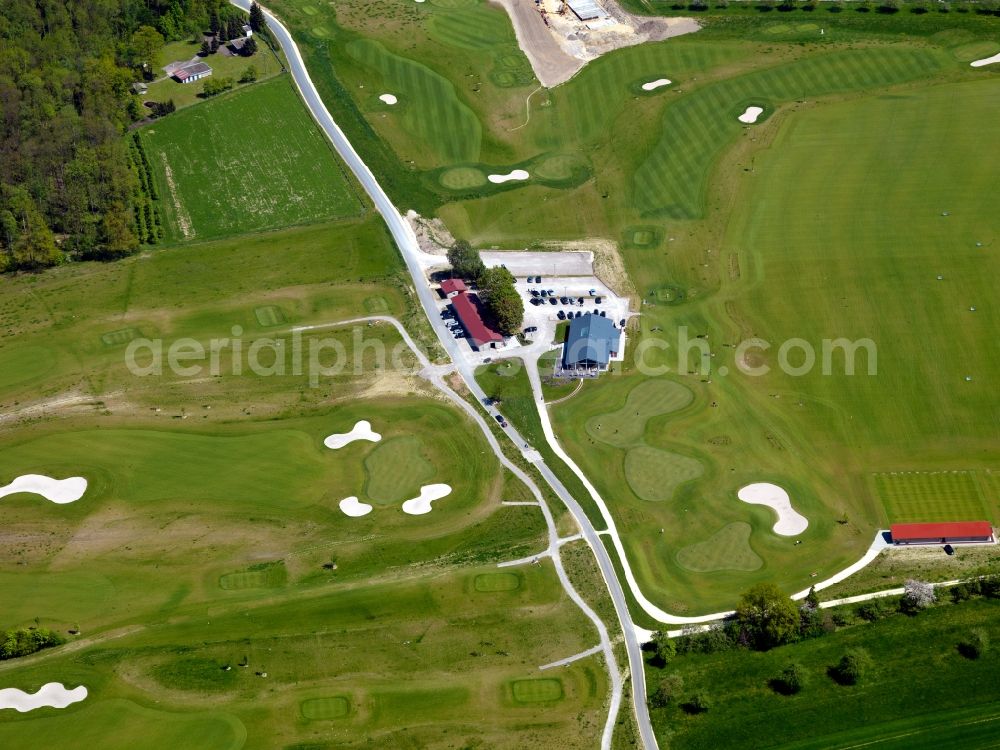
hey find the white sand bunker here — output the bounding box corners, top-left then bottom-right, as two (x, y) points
(488, 170), (529, 184)
(641, 78), (672, 91)
(379, 93), (398, 105)
(738, 482), (808, 536)
(323, 421), (381, 449)
(0, 683), (87, 712)
(339, 496), (373, 518)
(970, 52), (1000, 67)
(401, 484), (452, 515)
(738, 106), (764, 124)
(0, 474), (87, 504)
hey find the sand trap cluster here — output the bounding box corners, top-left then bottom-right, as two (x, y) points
(488, 170), (530, 184)
(379, 93), (398, 105)
(738, 106), (764, 124)
(641, 78), (672, 91)
(0, 474), (87, 504)
(0, 683), (87, 712)
(324, 421), (382, 449)
(737, 482), (808, 536)
(401, 484), (452, 515)
(339, 496), (373, 517)
(970, 52), (1000, 67)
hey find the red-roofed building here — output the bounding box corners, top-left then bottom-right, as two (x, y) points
(451, 292), (502, 350)
(890, 521), (994, 546)
(440, 278), (468, 298)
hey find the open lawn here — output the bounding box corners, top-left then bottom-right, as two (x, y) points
(648, 598), (1000, 749)
(0, 560), (608, 748)
(141, 76), (363, 241)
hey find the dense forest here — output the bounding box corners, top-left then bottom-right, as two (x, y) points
(0, 0), (249, 271)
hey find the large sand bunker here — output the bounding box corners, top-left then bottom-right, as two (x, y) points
(401, 484), (452, 515)
(738, 106), (764, 124)
(338, 496), (373, 518)
(737, 482), (808, 536)
(970, 52), (1000, 67)
(0, 474), (87, 504)
(641, 78), (672, 91)
(378, 93), (398, 105)
(488, 170), (529, 184)
(0, 683), (87, 712)
(323, 421), (381, 449)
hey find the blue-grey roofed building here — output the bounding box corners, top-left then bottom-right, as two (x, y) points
(563, 313), (621, 371)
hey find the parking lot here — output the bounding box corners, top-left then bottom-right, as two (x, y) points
(518, 275), (630, 357)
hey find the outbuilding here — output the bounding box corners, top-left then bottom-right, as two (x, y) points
(890, 521), (994, 546)
(173, 61), (213, 84)
(440, 278), (468, 298)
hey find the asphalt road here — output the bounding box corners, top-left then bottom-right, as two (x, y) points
(230, 3), (658, 747)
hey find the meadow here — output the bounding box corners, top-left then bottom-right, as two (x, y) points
(647, 598), (1000, 749)
(141, 76), (363, 242)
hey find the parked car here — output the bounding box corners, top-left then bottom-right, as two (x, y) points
(547, 289), (555, 296)
(494, 414), (504, 424)
(523, 326), (537, 333)
(577, 297), (584, 305)
(530, 298), (541, 306)
(619, 319), (626, 327)
(599, 310), (607, 317)
(482, 397), (493, 406)
(595, 296), (602, 304)
(529, 289), (539, 297)
(549, 298), (558, 305)
(557, 310), (566, 320)
(540, 289), (548, 297)
(559, 296), (569, 305)
(536, 276), (543, 283)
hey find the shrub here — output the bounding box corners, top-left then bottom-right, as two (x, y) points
(736, 583), (800, 650)
(856, 599), (888, 622)
(770, 662), (806, 695)
(901, 579), (936, 614)
(651, 674), (684, 708)
(682, 692), (711, 714)
(0, 628), (65, 660)
(829, 648), (872, 686)
(958, 629), (989, 660)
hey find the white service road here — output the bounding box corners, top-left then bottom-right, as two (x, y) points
(0, 475), (87, 504)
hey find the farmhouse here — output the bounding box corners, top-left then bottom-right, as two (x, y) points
(451, 292), (503, 350)
(173, 61), (213, 84)
(890, 521), (995, 546)
(440, 278), (468, 298)
(563, 312), (620, 372)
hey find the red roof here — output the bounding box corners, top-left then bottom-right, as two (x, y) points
(440, 278), (467, 295)
(451, 292), (502, 347)
(891, 521), (993, 541)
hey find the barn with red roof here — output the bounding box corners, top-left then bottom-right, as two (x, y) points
(890, 521), (994, 546)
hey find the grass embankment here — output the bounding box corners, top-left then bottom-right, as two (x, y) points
(141, 76), (364, 242)
(475, 359), (607, 528)
(648, 598), (1000, 749)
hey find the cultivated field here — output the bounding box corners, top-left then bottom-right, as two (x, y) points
(141, 76), (363, 241)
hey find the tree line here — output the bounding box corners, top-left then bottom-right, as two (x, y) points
(447, 241), (524, 335)
(0, 0), (257, 272)
(0, 627), (64, 661)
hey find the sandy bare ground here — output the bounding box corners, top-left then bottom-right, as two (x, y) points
(490, 0), (581, 87)
(493, 0), (700, 88)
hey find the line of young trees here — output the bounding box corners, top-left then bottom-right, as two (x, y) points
(0, 0), (253, 272)
(447, 241), (524, 335)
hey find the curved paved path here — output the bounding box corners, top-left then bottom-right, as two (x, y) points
(231, 2), (660, 745)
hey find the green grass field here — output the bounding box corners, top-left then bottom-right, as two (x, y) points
(649, 598), (1000, 750)
(874, 470), (992, 523)
(141, 76), (363, 241)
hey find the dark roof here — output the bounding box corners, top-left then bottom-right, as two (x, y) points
(564, 313), (620, 366)
(891, 521), (993, 541)
(440, 278), (467, 295)
(451, 292), (502, 347)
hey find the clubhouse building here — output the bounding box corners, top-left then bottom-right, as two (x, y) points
(890, 521), (995, 546)
(562, 313), (621, 373)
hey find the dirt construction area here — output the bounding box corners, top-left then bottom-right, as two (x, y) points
(491, 0), (700, 87)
